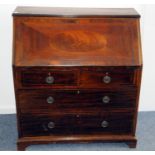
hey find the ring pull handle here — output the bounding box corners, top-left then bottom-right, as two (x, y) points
(45, 76), (54, 84)
(46, 96), (54, 104)
(103, 75), (111, 84)
(102, 96), (110, 104)
(101, 121), (109, 128)
(47, 121), (55, 129)
(42, 122), (55, 131)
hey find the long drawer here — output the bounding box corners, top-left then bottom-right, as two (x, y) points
(20, 112), (134, 137)
(17, 89), (137, 113)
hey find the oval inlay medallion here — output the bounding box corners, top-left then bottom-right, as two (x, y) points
(50, 30), (107, 52)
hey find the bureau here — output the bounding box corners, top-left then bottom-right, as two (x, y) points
(12, 7), (142, 150)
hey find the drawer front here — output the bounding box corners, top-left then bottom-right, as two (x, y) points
(19, 69), (77, 88)
(18, 89), (136, 113)
(20, 113), (133, 136)
(80, 69), (135, 88)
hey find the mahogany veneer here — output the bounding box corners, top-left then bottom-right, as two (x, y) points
(12, 7), (142, 150)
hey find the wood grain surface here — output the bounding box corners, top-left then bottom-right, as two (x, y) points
(13, 17), (142, 66)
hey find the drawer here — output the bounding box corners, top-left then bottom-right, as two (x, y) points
(20, 113), (134, 137)
(18, 69), (78, 88)
(18, 89), (136, 113)
(80, 68), (135, 88)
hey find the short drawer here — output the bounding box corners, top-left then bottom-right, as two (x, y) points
(80, 68), (135, 88)
(18, 69), (77, 88)
(18, 89), (136, 113)
(20, 113), (134, 137)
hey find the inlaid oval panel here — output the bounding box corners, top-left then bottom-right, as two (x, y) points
(50, 30), (107, 52)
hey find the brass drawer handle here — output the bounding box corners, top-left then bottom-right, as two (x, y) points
(48, 121), (55, 129)
(102, 96), (110, 104)
(103, 75), (111, 84)
(45, 76), (54, 84)
(47, 96), (54, 104)
(101, 121), (109, 128)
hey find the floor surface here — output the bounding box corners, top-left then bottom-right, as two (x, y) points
(0, 112), (154, 151)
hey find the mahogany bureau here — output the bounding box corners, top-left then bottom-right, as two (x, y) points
(12, 7), (143, 150)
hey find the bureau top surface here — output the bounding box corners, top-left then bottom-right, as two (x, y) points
(13, 7), (142, 67)
(13, 7), (140, 18)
